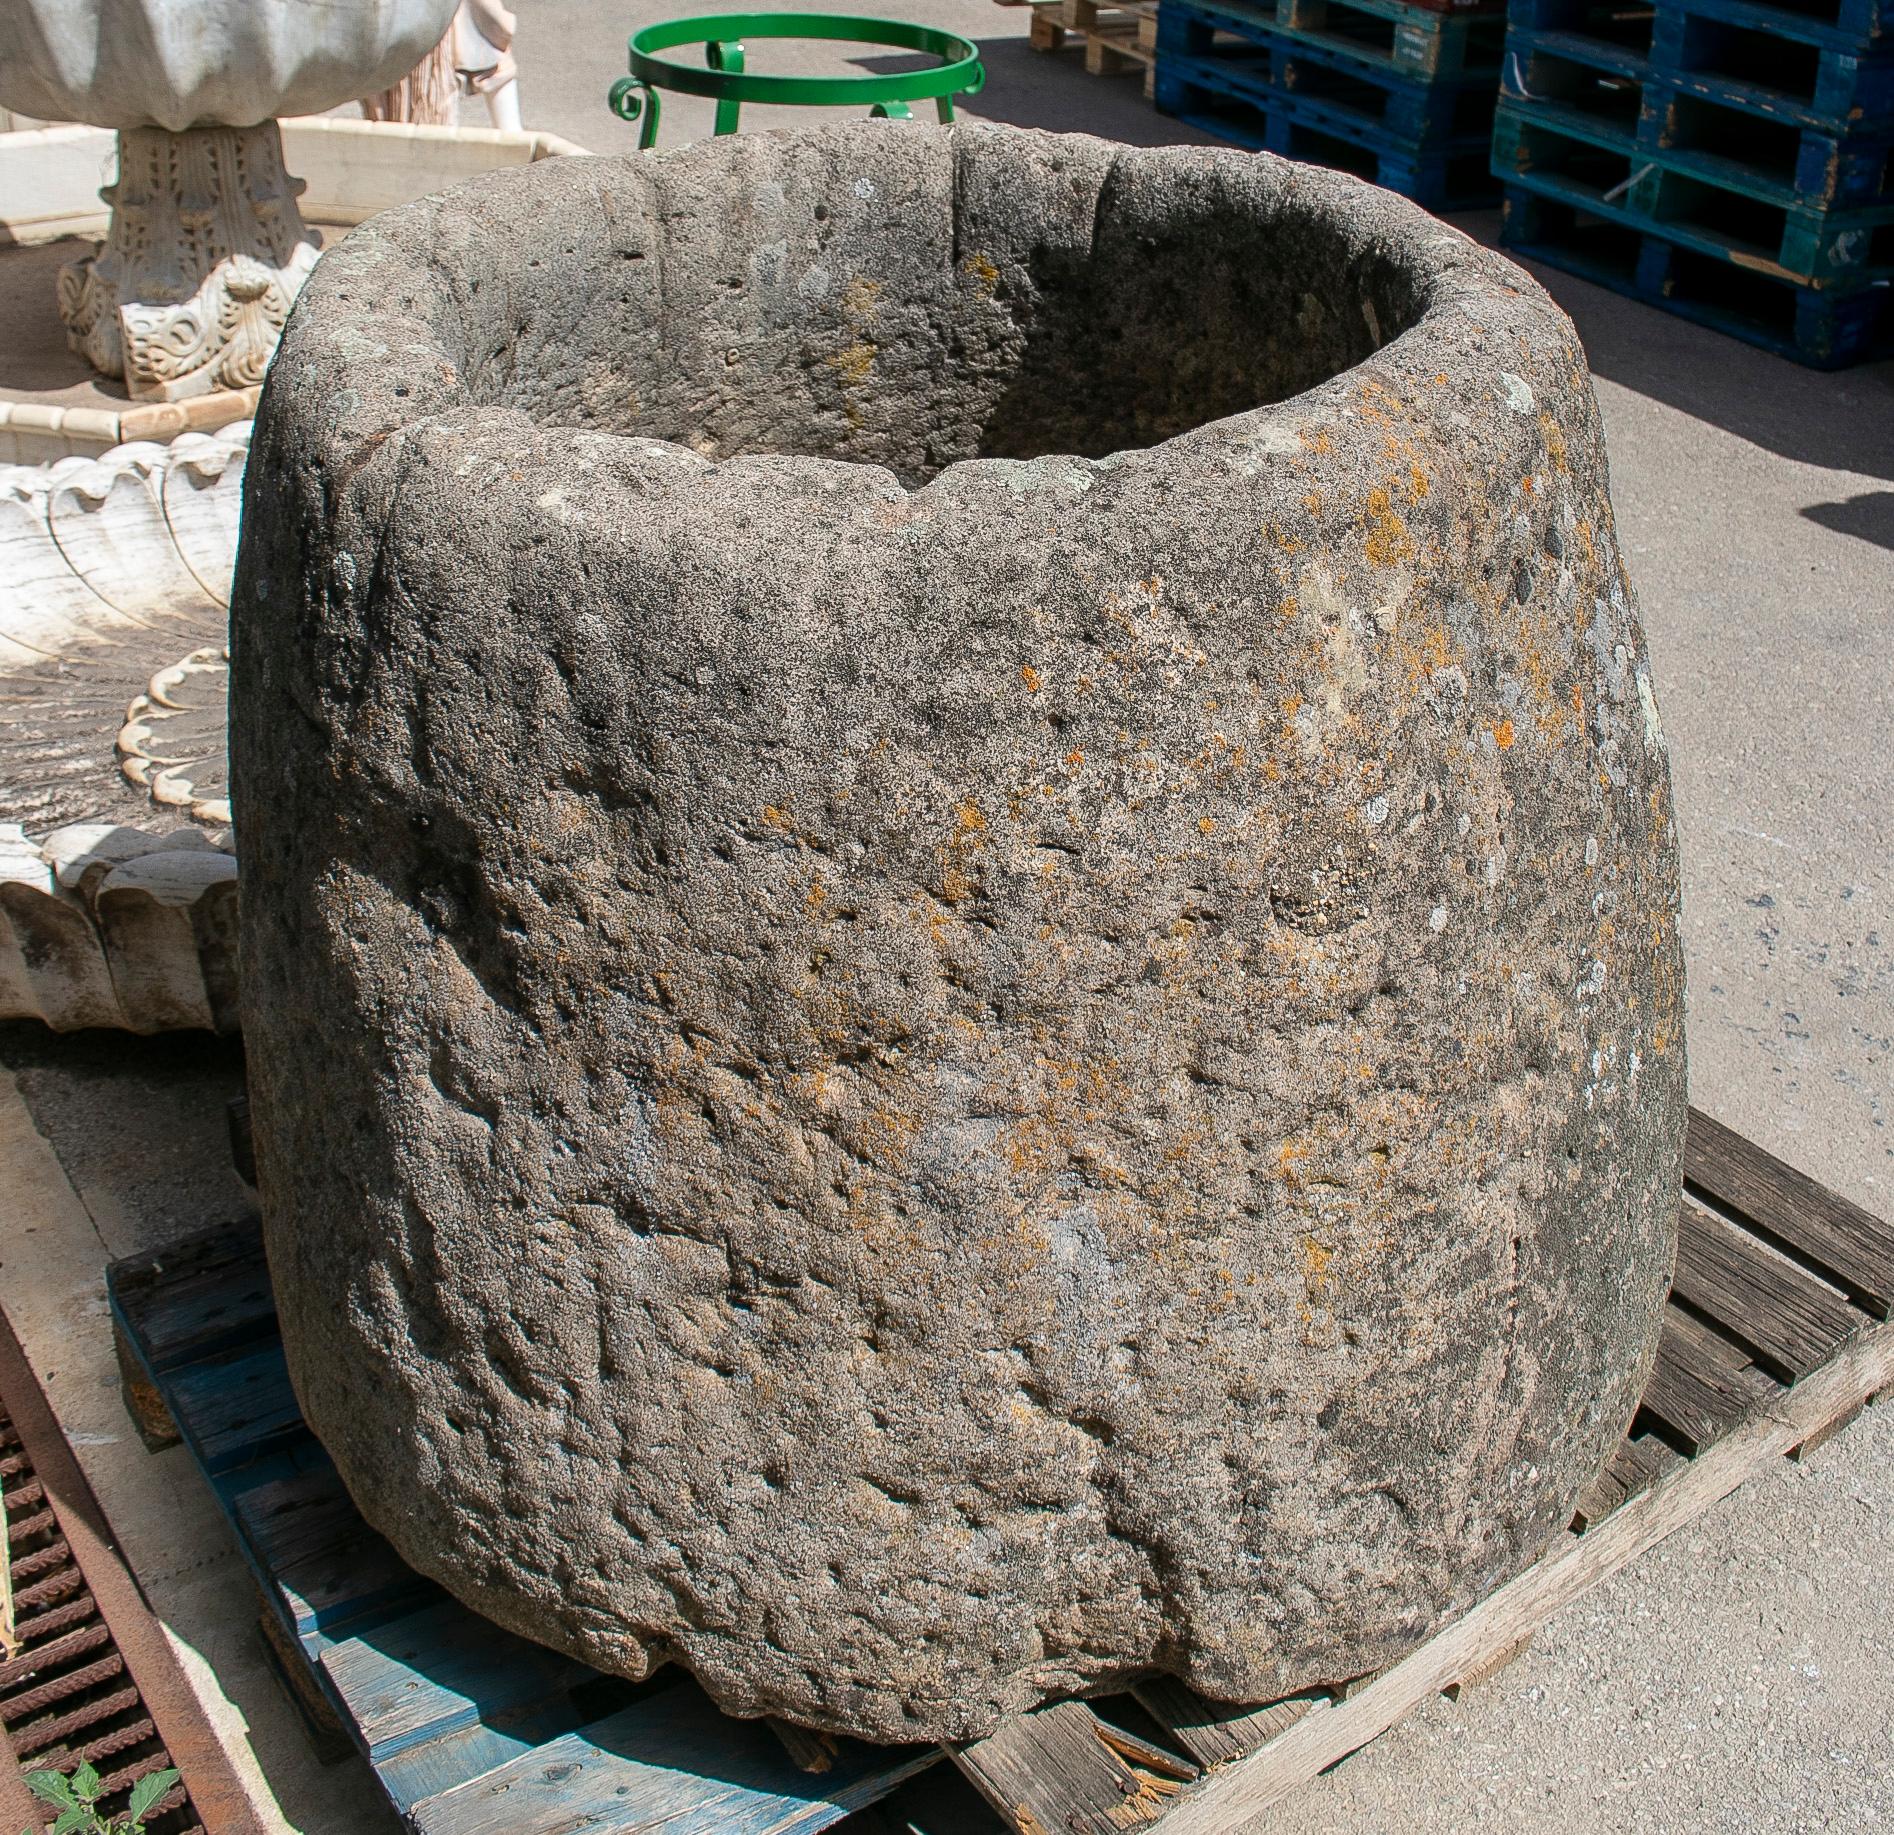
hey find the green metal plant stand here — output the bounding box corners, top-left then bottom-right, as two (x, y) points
(608, 12), (985, 149)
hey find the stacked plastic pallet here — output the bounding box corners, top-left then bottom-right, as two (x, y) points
(1492, 0), (1894, 364)
(1153, 0), (1509, 210)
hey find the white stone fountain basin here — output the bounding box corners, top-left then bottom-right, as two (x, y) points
(0, 424), (245, 1030)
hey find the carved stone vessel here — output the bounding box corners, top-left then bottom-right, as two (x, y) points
(0, 0), (455, 399)
(233, 125), (1688, 1743)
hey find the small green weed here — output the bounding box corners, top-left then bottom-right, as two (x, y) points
(17, 1760), (179, 1834)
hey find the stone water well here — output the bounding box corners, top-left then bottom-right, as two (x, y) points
(232, 123), (1686, 1744)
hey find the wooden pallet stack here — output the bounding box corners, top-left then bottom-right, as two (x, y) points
(102, 1108), (1894, 1834)
(1491, 0), (1894, 363)
(1006, 0), (1163, 98)
(1151, 0), (1510, 209)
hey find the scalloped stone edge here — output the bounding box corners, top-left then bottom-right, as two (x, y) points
(0, 821), (238, 1033)
(2, 425), (248, 1031)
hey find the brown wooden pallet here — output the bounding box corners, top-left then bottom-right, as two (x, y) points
(940, 1108), (1894, 1833)
(1015, 0), (1162, 98)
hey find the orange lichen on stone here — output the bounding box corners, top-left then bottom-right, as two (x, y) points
(1540, 413), (1569, 473)
(1363, 488), (1413, 566)
(1021, 663), (1043, 692)
(962, 250), (1000, 295)
(1492, 718), (1515, 749)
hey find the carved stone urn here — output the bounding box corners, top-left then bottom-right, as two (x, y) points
(0, 0), (457, 399)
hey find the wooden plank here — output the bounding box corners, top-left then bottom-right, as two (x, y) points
(951, 1699), (1178, 1832)
(1604, 1431), (1685, 1504)
(407, 1681), (939, 1835)
(1638, 1307), (1775, 1455)
(229, 1462), (433, 1643)
(768, 1715), (844, 1774)
(107, 1220), (273, 1373)
(161, 1338), (303, 1473)
(321, 1598), (597, 1766)
(1441, 1632), (1531, 1700)
(1148, 1309), (1894, 1835)
(1127, 1677), (1314, 1769)
(1088, 1711), (1201, 1782)
(1568, 1462), (1628, 1534)
(1672, 1199), (1863, 1381)
(1686, 1108), (1894, 1319)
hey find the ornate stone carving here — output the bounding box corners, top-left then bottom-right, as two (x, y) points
(58, 123), (320, 400)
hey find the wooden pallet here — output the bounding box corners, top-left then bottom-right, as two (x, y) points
(1491, 100), (1894, 287)
(107, 1108), (1894, 1834)
(1498, 182), (1893, 365)
(1016, 0), (1163, 98)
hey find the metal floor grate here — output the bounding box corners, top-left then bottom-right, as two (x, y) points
(1, 1411), (203, 1835)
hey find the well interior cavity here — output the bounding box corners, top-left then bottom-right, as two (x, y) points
(452, 145), (1426, 484)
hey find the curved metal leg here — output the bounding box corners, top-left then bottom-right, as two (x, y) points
(870, 99), (913, 118)
(707, 40), (746, 135)
(935, 95), (956, 123)
(607, 77), (663, 150)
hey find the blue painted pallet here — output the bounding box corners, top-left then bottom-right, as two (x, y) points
(1498, 181), (1894, 363)
(1166, 0), (1510, 78)
(1156, 49), (1502, 202)
(1492, 97), (1894, 282)
(105, 1226), (951, 1834)
(1505, 0), (1894, 130)
(1503, 34), (1894, 208)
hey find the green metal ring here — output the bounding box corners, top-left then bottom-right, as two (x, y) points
(624, 12), (986, 108)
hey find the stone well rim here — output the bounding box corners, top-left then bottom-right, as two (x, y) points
(275, 123), (1573, 507)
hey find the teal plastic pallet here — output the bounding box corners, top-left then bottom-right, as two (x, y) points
(1492, 97), (1894, 283)
(1506, 0), (1894, 129)
(1499, 183), (1893, 363)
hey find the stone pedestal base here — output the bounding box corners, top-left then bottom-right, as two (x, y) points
(57, 122), (321, 403)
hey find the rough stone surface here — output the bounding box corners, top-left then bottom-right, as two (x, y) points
(232, 123), (1687, 1745)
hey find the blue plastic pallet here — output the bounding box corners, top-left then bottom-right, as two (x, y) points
(1156, 0), (1502, 202)
(1504, 36), (1894, 208)
(1170, 0), (1510, 78)
(1505, 0), (1894, 130)
(1498, 182), (1894, 363)
(1492, 97), (1894, 284)
(1156, 49), (1501, 201)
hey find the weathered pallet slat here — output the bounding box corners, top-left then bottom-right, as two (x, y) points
(1128, 1678), (1316, 1768)
(407, 1684), (939, 1835)
(950, 1700), (1182, 1832)
(1672, 1199), (1862, 1378)
(1638, 1308), (1770, 1454)
(106, 1106), (1893, 1834)
(1686, 1110), (1894, 1315)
